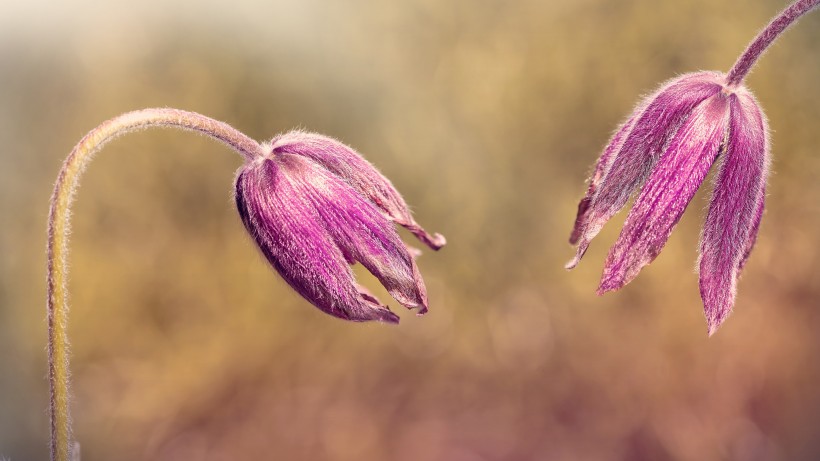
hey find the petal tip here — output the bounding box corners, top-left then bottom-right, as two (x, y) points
(564, 256), (580, 270)
(339, 304), (401, 324)
(565, 240), (590, 270)
(596, 275), (623, 296)
(356, 286), (402, 324)
(397, 217), (446, 250)
(705, 311), (729, 337)
(377, 310), (401, 324)
(406, 223), (446, 250)
(406, 299), (429, 315)
(429, 232), (447, 250)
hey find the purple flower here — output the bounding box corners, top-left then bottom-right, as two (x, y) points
(567, 0), (820, 335)
(235, 131), (445, 323)
(567, 71), (769, 335)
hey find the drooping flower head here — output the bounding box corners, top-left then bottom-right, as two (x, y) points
(569, 72), (768, 335)
(235, 131), (445, 323)
(565, 0), (820, 335)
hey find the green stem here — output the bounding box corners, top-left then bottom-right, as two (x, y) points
(47, 108), (263, 461)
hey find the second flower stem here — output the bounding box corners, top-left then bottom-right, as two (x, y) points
(726, 0), (820, 86)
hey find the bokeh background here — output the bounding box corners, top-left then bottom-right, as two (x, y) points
(2, 0), (820, 460)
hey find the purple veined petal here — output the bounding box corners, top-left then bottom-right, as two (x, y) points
(569, 113), (638, 245)
(236, 157), (416, 323)
(270, 131), (446, 250)
(699, 90), (769, 336)
(567, 72), (724, 269)
(597, 93), (731, 294)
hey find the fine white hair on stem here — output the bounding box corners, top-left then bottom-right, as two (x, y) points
(47, 108), (264, 461)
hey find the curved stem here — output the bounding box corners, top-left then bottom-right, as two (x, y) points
(726, 0), (820, 87)
(47, 108), (264, 461)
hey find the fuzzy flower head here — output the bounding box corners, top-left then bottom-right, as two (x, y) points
(235, 131), (445, 323)
(567, 71), (769, 335)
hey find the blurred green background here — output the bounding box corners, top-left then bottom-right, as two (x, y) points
(2, 0), (820, 460)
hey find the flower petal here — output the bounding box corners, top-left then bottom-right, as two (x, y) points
(271, 131), (446, 250)
(235, 156), (423, 323)
(567, 72), (724, 268)
(738, 186), (765, 273)
(569, 113), (638, 245)
(699, 91), (769, 335)
(598, 93), (731, 294)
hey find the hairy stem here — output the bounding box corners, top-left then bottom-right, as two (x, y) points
(726, 0), (820, 86)
(47, 108), (264, 461)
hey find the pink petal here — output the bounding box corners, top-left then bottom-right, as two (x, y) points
(598, 93), (731, 294)
(699, 90), (769, 335)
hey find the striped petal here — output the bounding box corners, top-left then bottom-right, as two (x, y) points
(699, 91), (769, 335)
(567, 72), (724, 268)
(598, 93), (731, 293)
(570, 113), (638, 245)
(271, 131), (446, 250)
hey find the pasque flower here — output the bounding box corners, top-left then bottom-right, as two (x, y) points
(235, 131), (445, 323)
(46, 109), (444, 461)
(568, 0), (819, 335)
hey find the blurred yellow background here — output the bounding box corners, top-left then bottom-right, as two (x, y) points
(2, 0), (820, 460)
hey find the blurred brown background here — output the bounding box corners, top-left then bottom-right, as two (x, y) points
(2, 0), (820, 460)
